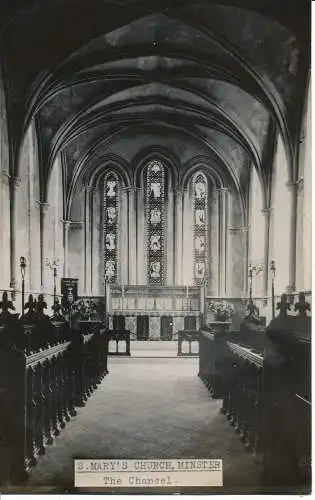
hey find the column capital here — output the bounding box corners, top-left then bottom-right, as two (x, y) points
(286, 284), (296, 295)
(228, 225), (249, 233)
(35, 200), (50, 212)
(172, 187), (184, 196)
(86, 186), (98, 199)
(61, 219), (84, 229)
(286, 180), (299, 192)
(216, 186), (231, 194)
(125, 186), (138, 199)
(261, 207), (273, 216)
(62, 219), (72, 230)
(10, 175), (22, 190)
(9, 279), (17, 290)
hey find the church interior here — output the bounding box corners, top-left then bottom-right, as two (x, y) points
(0, 0), (311, 494)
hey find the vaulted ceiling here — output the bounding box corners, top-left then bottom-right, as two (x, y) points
(0, 0), (310, 204)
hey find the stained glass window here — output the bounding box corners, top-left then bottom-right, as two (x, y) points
(145, 160), (166, 285)
(104, 173), (120, 283)
(193, 173), (208, 284)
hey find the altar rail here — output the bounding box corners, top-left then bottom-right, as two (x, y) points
(106, 330), (131, 356)
(199, 292), (311, 493)
(0, 320), (109, 486)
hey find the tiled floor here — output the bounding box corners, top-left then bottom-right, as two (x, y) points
(23, 354), (262, 494)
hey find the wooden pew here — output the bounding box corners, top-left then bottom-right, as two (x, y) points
(198, 322), (233, 398)
(221, 342), (263, 456)
(261, 293), (311, 492)
(198, 293), (311, 493)
(0, 292), (109, 487)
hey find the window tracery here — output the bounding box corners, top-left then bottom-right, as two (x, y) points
(193, 173), (208, 284)
(145, 160), (166, 285)
(103, 173), (120, 283)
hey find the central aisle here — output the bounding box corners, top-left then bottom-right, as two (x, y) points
(26, 355), (262, 493)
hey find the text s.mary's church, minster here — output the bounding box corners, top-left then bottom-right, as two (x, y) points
(0, 0), (310, 338)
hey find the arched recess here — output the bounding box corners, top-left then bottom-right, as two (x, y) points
(102, 170), (122, 285)
(97, 165), (128, 293)
(181, 158), (247, 297)
(191, 171), (209, 286)
(182, 167), (218, 291)
(66, 158), (130, 295)
(134, 148), (178, 286)
(15, 120), (41, 307)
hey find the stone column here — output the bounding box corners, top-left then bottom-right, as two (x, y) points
(90, 188), (98, 295)
(295, 178), (304, 290)
(261, 208), (272, 299)
(224, 189), (233, 296)
(136, 186), (145, 285)
(64, 220), (84, 292)
(0, 171), (9, 288)
(127, 187), (137, 284)
(9, 175), (21, 292)
(166, 185), (174, 285)
(120, 187), (128, 286)
(286, 181), (298, 294)
(227, 225), (248, 297)
(174, 187), (183, 285)
(213, 188), (221, 296)
(27, 168), (32, 289)
(37, 201), (50, 291)
(63, 220), (71, 277)
(218, 187), (229, 296)
(84, 187), (92, 295)
(182, 187), (193, 286)
(241, 226), (249, 297)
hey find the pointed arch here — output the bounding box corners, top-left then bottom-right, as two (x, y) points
(191, 171), (209, 284)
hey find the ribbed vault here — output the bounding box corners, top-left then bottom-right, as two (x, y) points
(0, 0), (309, 205)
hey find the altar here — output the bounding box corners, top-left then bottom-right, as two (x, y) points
(80, 285), (201, 340)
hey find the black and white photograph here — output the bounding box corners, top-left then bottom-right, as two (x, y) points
(0, 0), (311, 496)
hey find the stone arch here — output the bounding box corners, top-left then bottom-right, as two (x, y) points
(133, 147), (179, 190)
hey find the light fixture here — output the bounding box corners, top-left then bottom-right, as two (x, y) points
(20, 256), (27, 316)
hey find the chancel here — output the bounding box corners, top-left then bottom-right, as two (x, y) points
(0, 0), (311, 494)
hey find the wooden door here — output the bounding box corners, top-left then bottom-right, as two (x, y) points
(137, 315), (149, 340)
(160, 316), (173, 340)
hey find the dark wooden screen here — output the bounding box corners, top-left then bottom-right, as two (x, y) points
(136, 315), (149, 340)
(160, 316), (173, 340)
(184, 315), (196, 330)
(113, 315), (125, 331)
